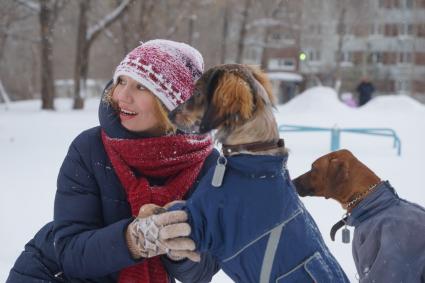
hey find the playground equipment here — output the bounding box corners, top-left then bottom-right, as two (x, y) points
(279, 124), (401, 156)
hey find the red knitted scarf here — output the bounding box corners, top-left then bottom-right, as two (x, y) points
(101, 130), (213, 283)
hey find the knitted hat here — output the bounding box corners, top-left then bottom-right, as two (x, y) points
(113, 39), (204, 111)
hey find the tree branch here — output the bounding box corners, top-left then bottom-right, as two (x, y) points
(15, 0), (40, 12)
(86, 0), (133, 43)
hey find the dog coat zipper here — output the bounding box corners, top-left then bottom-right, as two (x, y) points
(212, 155), (227, 187)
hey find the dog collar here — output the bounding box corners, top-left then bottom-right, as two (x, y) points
(330, 214), (349, 242)
(344, 181), (382, 211)
(222, 138), (284, 156)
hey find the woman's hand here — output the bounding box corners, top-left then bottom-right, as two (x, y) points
(126, 203), (200, 262)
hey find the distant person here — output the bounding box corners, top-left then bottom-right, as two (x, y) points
(356, 78), (375, 106)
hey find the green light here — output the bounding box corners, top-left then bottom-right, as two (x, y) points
(299, 52), (307, 61)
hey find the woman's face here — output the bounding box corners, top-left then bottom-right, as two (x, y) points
(112, 75), (162, 135)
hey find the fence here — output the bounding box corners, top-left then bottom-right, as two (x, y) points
(279, 124), (401, 156)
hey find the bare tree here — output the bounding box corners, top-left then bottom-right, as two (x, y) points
(73, 0), (133, 109)
(333, 1), (347, 93)
(39, 0), (55, 109)
(220, 0), (230, 64)
(0, 2), (21, 107)
(235, 0), (252, 63)
(16, 0), (67, 109)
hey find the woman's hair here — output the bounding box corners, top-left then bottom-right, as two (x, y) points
(103, 83), (176, 135)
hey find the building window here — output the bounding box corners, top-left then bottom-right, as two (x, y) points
(306, 50), (321, 62)
(395, 80), (411, 93)
(271, 33), (282, 41)
(398, 52), (412, 64)
(278, 58), (295, 67)
(369, 52), (383, 64)
(384, 23), (399, 37)
(399, 23), (414, 35)
(370, 23), (384, 36)
(268, 58), (296, 71)
(342, 52), (352, 62)
(405, 0), (414, 8)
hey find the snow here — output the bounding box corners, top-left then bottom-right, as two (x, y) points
(1, 88), (425, 282)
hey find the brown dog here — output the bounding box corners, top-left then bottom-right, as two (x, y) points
(169, 64), (286, 156)
(293, 149), (381, 211)
(293, 149), (425, 282)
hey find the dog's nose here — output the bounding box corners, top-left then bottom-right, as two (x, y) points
(292, 176), (311, 197)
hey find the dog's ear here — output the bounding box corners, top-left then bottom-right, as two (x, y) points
(212, 72), (254, 120)
(199, 69), (227, 133)
(327, 158), (349, 191)
(199, 70), (255, 133)
(248, 65), (276, 107)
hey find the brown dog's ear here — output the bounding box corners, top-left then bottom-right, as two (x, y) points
(212, 72), (255, 120)
(248, 65), (276, 107)
(199, 71), (254, 133)
(327, 158), (349, 191)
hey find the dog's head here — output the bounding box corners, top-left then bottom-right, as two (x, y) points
(292, 149), (355, 199)
(169, 64), (275, 134)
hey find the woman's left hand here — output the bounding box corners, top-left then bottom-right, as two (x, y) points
(126, 203), (201, 262)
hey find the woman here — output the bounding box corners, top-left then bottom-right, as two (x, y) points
(7, 39), (219, 283)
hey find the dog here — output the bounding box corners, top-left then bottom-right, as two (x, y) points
(169, 64), (349, 283)
(293, 149), (425, 282)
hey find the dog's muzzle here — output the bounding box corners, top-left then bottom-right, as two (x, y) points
(168, 107), (202, 134)
(293, 174), (315, 197)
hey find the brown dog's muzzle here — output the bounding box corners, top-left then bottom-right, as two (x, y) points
(292, 172), (316, 197)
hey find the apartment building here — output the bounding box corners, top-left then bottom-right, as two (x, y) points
(299, 0), (425, 102)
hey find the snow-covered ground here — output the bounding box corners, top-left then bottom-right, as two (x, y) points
(1, 87), (424, 282)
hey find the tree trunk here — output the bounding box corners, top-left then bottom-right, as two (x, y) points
(334, 5), (346, 93)
(39, 0), (55, 110)
(73, 0), (89, 110)
(220, 1), (229, 64)
(235, 0), (251, 63)
(119, 2), (131, 55)
(260, 28), (270, 70)
(188, 14), (196, 46)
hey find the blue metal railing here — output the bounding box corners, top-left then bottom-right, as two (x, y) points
(279, 124), (402, 156)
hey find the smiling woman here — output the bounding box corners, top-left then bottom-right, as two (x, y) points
(106, 75), (175, 136)
(6, 39), (220, 283)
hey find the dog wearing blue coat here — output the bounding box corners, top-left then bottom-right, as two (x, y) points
(169, 64), (349, 283)
(293, 149), (425, 283)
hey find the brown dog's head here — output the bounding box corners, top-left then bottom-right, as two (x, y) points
(293, 149), (381, 205)
(169, 64), (275, 134)
(293, 149), (358, 200)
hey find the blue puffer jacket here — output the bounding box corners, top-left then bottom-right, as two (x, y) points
(347, 181), (425, 283)
(172, 154), (349, 283)
(7, 83), (220, 283)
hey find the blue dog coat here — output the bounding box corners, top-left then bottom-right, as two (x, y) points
(174, 154), (349, 283)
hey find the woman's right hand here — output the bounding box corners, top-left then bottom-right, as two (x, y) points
(125, 204), (200, 262)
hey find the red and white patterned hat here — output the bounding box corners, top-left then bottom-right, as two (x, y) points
(113, 39), (204, 111)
